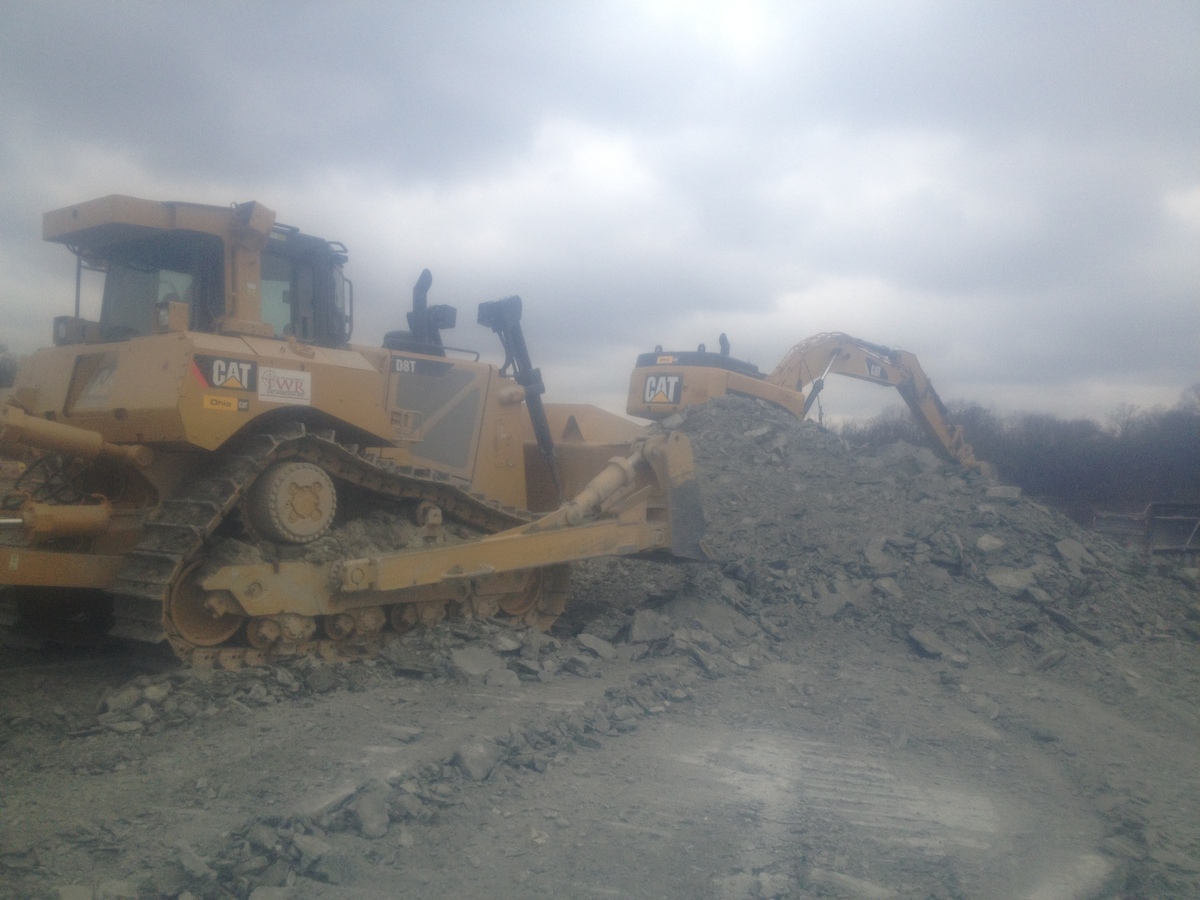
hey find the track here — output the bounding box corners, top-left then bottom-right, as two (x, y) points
(5, 424), (572, 668)
(117, 424), (569, 666)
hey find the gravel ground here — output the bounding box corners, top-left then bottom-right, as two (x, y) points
(2, 395), (1198, 899)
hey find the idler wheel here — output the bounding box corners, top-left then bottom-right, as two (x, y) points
(167, 564), (244, 647)
(246, 461), (337, 544)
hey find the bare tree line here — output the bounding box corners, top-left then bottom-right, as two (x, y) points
(839, 385), (1200, 519)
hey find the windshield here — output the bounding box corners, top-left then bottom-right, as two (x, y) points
(261, 240), (350, 346)
(99, 232), (222, 340)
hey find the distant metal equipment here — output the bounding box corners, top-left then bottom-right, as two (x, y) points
(1144, 503), (1200, 555)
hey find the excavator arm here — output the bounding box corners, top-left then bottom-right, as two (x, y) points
(629, 332), (994, 478)
(767, 333), (992, 476)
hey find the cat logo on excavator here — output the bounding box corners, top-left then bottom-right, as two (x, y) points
(643, 374), (682, 404)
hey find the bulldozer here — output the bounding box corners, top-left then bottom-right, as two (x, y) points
(0, 195), (705, 666)
(628, 332), (995, 478)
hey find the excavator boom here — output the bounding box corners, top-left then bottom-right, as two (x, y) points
(628, 332), (994, 477)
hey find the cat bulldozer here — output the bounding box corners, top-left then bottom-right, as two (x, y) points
(628, 332), (995, 477)
(0, 195), (704, 666)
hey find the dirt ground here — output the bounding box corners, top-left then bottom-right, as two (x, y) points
(2, 396), (1198, 899)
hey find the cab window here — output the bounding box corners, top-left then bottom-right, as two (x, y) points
(99, 232), (222, 340)
(261, 251), (317, 341)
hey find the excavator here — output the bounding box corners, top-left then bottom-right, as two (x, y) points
(0, 195), (705, 666)
(627, 332), (995, 477)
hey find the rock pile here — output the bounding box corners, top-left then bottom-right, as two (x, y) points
(670, 395), (1198, 669)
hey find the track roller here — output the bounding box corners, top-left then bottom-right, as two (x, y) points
(245, 613), (317, 649)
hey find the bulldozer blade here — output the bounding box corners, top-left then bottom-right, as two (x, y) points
(662, 431), (707, 560)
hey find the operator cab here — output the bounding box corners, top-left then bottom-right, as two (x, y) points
(44, 195), (352, 350)
(92, 231), (224, 341)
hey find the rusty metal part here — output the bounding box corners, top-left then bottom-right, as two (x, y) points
(321, 608), (385, 641)
(413, 600), (448, 627)
(0, 546), (124, 588)
(245, 460), (337, 544)
(496, 565), (571, 629)
(9, 498), (113, 542)
(245, 616), (281, 649)
(0, 405), (153, 468)
(345, 606), (387, 636)
(388, 603), (418, 634)
(245, 612), (318, 646)
(165, 563), (244, 647)
(416, 501), (444, 544)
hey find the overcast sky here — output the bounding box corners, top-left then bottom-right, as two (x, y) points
(2, 1), (1196, 424)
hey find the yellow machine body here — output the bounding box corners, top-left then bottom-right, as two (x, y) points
(628, 333), (994, 477)
(0, 196), (704, 664)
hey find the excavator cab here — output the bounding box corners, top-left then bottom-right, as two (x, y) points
(628, 339), (806, 420)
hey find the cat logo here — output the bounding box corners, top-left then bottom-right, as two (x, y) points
(866, 361), (884, 379)
(193, 355), (257, 391)
(643, 374), (682, 404)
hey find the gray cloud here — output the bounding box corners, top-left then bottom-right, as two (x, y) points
(1, 1), (1196, 421)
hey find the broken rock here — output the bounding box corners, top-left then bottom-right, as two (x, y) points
(976, 534), (1005, 554)
(450, 646), (505, 679)
(291, 832), (331, 861)
(353, 789), (391, 839)
(455, 738), (504, 781)
(986, 566), (1036, 596)
(630, 609), (672, 643)
(577, 633), (618, 660)
(815, 595), (850, 618)
(907, 627), (968, 666)
(1055, 537), (1094, 567)
(484, 668), (521, 688)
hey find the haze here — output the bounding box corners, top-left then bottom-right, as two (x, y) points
(2, 1), (1196, 423)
